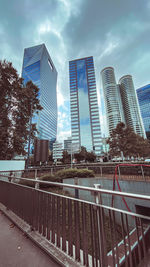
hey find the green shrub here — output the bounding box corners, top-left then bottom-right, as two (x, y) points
(39, 174), (62, 188)
(55, 168), (95, 179)
(18, 169), (94, 188)
(19, 174), (62, 188)
(19, 177), (35, 188)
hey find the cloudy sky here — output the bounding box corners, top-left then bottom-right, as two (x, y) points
(1, 0), (150, 141)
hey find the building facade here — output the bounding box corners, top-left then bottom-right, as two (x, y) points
(101, 67), (145, 137)
(119, 75), (145, 138)
(101, 67), (125, 135)
(69, 56), (102, 155)
(64, 137), (72, 154)
(52, 141), (63, 161)
(136, 84), (150, 139)
(22, 44), (57, 142)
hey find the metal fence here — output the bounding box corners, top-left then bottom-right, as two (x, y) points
(0, 163), (150, 181)
(0, 175), (150, 266)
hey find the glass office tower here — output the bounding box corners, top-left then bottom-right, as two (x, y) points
(22, 44), (57, 142)
(137, 84), (150, 139)
(69, 56), (102, 155)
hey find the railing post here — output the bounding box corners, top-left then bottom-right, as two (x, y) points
(35, 169), (37, 179)
(141, 165), (145, 181)
(100, 166), (102, 177)
(94, 184), (108, 267)
(35, 169), (39, 189)
(75, 177), (79, 199)
(118, 165), (121, 179)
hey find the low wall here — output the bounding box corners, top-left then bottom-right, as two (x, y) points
(0, 160), (25, 181)
(63, 177), (150, 226)
(0, 160), (25, 171)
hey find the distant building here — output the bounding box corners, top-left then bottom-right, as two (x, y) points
(64, 137), (72, 154)
(136, 84), (150, 139)
(119, 75), (145, 138)
(101, 67), (125, 135)
(101, 137), (109, 154)
(101, 67), (145, 137)
(52, 141), (63, 161)
(22, 44), (57, 143)
(69, 56), (102, 155)
(34, 139), (49, 163)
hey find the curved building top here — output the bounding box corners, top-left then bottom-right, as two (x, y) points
(119, 75), (132, 83)
(101, 66), (114, 73)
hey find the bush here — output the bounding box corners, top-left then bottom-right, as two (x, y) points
(55, 168), (95, 179)
(39, 174), (62, 188)
(19, 177), (35, 188)
(19, 174), (62, 188)
(18, 169), (95, 188)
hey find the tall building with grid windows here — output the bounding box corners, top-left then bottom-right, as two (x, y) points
(69, 56), (102, 155)
(22, 44), (57, 142)
(136, 84), (150, 139)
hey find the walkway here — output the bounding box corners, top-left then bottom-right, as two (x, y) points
(0, 211), (60, 267)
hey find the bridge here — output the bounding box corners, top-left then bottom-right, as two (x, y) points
(0, 166), (150, 266)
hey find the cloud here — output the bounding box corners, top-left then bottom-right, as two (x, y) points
(0, 0), (150, 141)
(57, 108), (71, 142)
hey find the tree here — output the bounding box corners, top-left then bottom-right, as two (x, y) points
(86, 151), (96, 162)
(74, 146), (87, 163)
(0, 60), (42, 159)
(62, 150), (71, 164)
(74, 146), (96, 163)
(107, 122), (150, 158)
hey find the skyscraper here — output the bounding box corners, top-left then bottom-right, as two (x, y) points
(101, 67), (145, 137)
(136, 84), (150, 139)
(69, 56), (102, 155)
(22, 44), (57, 142)
(101, 67), (125, 135)
(119, 75), (145, 138)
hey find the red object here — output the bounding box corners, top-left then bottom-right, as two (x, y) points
(112, 163), (150, 212)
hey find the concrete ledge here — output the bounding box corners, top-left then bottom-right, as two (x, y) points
(0, 203), (83, 267)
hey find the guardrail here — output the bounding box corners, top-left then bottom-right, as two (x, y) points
(0, 174), (150, 266)
(0, 163), (150, 181)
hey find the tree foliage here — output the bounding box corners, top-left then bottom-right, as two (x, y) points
(0, 60), (42, 159)
(107, 122), (150, 158)
(74, 146), (96, 163)
(62, 150), (71, 164)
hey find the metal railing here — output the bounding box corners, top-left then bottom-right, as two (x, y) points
(0, 174), (150, 266)
(1, 163), (150, 181)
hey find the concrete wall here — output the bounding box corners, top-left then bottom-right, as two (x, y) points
(63, 177), (150, 226)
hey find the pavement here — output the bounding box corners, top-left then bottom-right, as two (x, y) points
(0, 211), (60, 267)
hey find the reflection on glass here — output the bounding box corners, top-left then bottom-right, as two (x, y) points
(77, 60), (93, 151)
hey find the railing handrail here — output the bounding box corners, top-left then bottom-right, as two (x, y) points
(1, 178), (150, 222)
(0, 174), (150, 266)
(1, 173), (150, 201)
(0, 165), (117, 173)
(0, 163), (150, 173)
